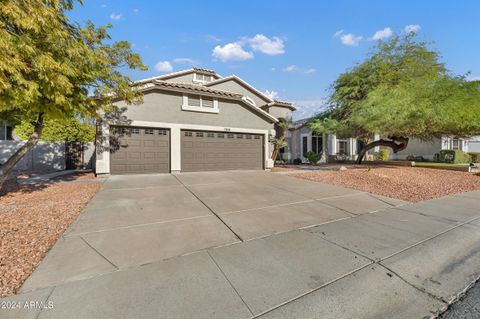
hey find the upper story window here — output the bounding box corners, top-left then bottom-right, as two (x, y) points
(193, 73), (213, 83)
(182, 94), (219, 114)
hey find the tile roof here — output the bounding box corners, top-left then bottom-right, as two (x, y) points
(152, 80), (242, 98)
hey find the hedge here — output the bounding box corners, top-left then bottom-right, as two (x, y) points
(468, 152), (480, 163)
(439, 150), (471, 164)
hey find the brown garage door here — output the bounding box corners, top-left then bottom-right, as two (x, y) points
(110, 126), (170, 174)
(181, 130), (263, 172)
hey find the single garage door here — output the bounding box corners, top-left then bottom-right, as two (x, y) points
(110, 126), (170, 174)
(181, 130), (264, 172)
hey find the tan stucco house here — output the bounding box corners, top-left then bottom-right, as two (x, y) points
(95, 67), (295, 174)
(285, 117), (480, 163)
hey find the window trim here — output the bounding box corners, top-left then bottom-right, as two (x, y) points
(193, 73), (212, 84)
(182, 94), (219, 113)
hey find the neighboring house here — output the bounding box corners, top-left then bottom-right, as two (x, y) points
(285, 117), (378, 163)
(286, 117), (480, 163)
(0, 120), (14, 141)
(95, 67), (295, 174)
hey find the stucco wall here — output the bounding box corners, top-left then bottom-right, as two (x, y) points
(390, 138), (442, 160)
(207, 80), (270, 108)
(114, 90), (273, 130)
(268, 106), (293, 121)
(163, 73), (196, 84)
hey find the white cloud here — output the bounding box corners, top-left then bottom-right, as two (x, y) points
(133, 9), (140, 15)
(264, 90), (279, 99)
(404, 24), (421, 33)
(283, 65), (316, 74)
(173, 58), (199, 65)
(292, 98), (328, 120)
(467, 75), (480, 82)
(271, 67), (276, 71)
(333, 30), (344, 38)
(212, 43), (253, 62)
(110, 13), (122, 20)
(340, 33), (363, 46)
(154, 61), (173, 72)
(101, 4), (107, 8)
(371, 27), (393, 40)
(247, 34), (285, 55)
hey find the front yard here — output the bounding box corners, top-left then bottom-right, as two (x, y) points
(291, 166), (480, 202)
(0, 173), (102, 297)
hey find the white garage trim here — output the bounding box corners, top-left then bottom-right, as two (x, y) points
(96, 120), (274, 174)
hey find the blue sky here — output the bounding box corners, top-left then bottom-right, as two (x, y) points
(69, 1), (480, 120)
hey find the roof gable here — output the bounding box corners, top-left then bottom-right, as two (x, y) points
(205, 76), (273, 105)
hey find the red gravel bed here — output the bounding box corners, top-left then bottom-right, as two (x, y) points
(0, 174), (102, 297)
(291, 166), (480, 203)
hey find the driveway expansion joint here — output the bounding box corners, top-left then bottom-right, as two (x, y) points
(172, 174), (245, 242)
(79, 236), (119, 270)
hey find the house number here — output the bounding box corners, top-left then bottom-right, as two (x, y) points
(224, 128), (231, 132)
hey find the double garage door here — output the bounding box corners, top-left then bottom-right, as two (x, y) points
(181, 130), (264, 172)
(110, 126), (264, 174)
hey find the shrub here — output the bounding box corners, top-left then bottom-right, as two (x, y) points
(468, 152), (480, 163)
(439, 150), (471, 164)
(305, 151), (322, 165)
(374, 149), (390, 161)
(292, 158), (302, 165)
(336, 152), (347, 163)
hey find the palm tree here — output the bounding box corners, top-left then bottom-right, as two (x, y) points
(271, 120), (291, 162)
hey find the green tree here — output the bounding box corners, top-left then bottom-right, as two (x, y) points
(0, 0), (147, 186)
(310, 33), (480, 164)
(271, 120), (291, 162)
(14, 117), (95, 142)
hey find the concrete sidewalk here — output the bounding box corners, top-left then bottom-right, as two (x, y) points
(1, 174), (480, 319)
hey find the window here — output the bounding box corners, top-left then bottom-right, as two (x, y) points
(196, 132), (204, 137)
(237, 134), (243, 139)
(115, 127), (128, 135)
(452, 138), (461, 150)
(144, 129), (154, 135)
(131, 128), (140, 134)
(254, 135), (260, 140)
(245, 135), (252, 139)
(193, 73), (212, 83)
(184, 131), (192, 137)
(207, 133), (215, 138)
(311, 135), (323, 154)
(227, 134), (234, 139)
(337, 139), (348, 154)
(182, 94), (219, 113)
(217, 133), (225, 138)
(159, 130), (167, 135)
(302, 136), (308, 157)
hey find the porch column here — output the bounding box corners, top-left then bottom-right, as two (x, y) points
(170, 126), (181, 172)
(328, 134), (337, 155)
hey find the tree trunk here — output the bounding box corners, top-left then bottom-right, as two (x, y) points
(271, 127), (288, 161)
(0, 113), (45, 189)
(356, 136), (409, 164)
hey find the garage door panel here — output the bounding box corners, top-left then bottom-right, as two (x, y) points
(181, 130), (263, 172)
(110, 126), (170, 174)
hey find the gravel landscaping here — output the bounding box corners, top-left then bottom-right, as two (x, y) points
(291, 166), (480, 202)
(0, 173), (102, 297)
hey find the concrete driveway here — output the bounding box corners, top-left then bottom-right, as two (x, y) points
(3, 171), (480, 319)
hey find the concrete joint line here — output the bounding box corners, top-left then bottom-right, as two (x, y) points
(377, 263), (448, 304)
(221, 199), (315, 215)
(33, 286), (55, 319)
(80, 236), (119, 270)
(393, 206), (460, 224)
(172, 175), (245, 242)
(379, 215), (480, 263)
(64, 214), (213, 237)
(207, 251), (255, 316)
(314, 191), (367, 201)
(251, 262), (375, 319)
(365, 192), (402, 207)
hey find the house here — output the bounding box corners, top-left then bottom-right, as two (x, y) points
(285, 117), (379, 163)
(285, 116), (480, 163)
(95, 67), (295, 174)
